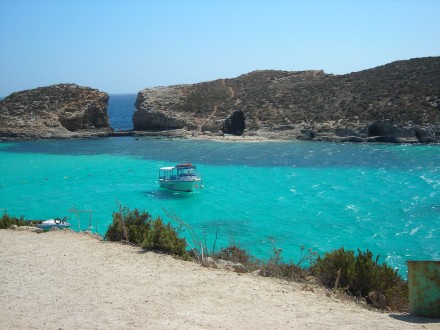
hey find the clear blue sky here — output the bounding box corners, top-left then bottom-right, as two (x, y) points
(1, 0), (439, 96)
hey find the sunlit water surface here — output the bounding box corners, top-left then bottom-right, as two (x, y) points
(1, 136), (439, 278)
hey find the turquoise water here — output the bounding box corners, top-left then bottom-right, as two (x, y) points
(1, 137), (439, 277)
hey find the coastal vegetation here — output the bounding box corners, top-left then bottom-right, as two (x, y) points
(0, 213), (28, 229)
(105, 206), (190, 260)
(311, 248), (408, 311)
(102, 207), (409, 312)
(1, 208), (409, 312)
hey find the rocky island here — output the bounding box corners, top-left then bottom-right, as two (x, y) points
(133, 56), (440, 143)
(1, 57), (439, 143)
(0, 84), (112, 140)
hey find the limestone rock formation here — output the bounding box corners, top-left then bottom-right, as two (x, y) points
(223, 110), (245, 136)
(133, 57), (440, 143)
(201, 256), (248, 273)
(0, 84), (111, 140)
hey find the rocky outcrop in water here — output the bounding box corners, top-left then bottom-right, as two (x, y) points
(0, 84), (112, 140)
(133, 57), (440, 143)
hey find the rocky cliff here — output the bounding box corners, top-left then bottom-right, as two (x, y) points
(133, 57), (440, 143)
(0, 84), (112, 140)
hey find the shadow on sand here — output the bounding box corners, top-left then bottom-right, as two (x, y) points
(389, 314), (440, 324)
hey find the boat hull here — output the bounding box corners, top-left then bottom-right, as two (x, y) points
(37, 219), (71, 231)
(159, 178), (202, 192)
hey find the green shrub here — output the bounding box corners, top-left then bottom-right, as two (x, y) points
(141, 217), (190, 260)
(353, 249), (408, 311)
(260, 247), (309, 281)
(352, 249), (378, 296)
(105, 207), (152, 245)
(212, 245), (260, 270)
(313, 247), (356, 289)
(105, 207), (190, 260)
(312, 247), (408, 311)
(0, 213), (28, 229)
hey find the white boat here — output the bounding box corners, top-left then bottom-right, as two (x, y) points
(36, 218), (71, 230)
(158, 163), (203, 192)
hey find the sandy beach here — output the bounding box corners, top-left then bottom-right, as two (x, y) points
(0, 229), (438, 330)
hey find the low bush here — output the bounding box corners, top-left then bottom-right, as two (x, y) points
(354, 249), (408, 311)
(211, 245), (260, 270)
(312, 247), (408, 311)
(105, 207), (152, 245)
(105, 206), (190, 260)
(312, 247), (356, 289)
(259, 247), (310, 281)
(141, 217), (189, 259)
(0, 213), (28, 229)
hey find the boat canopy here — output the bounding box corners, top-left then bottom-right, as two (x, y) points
(159, 166), (176, 171)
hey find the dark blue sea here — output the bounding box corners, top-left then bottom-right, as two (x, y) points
(107, 94), (137, 131)
(1, 94), (439, 277)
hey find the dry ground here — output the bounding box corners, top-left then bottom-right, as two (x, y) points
(1, 230), (439, 330)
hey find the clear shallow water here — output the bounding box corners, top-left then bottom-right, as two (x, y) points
(1, 137), (439, 277)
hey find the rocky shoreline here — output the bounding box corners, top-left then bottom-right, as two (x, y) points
(108, 127), (440, 144)
(1, 57), (439, 144)
(0, 84), (111, 141)
(1, 125), (440, 145)
(131, 57), (440, 144)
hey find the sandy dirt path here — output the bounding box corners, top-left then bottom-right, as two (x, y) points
(0, 229), (438, 330)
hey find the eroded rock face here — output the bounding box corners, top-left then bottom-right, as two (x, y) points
(0, 84), (111, 140)
(223, 110), (245, 135)
(367, 121), (439, 143)
(133, 57), (440, 143)
(133, 79), (239, 134)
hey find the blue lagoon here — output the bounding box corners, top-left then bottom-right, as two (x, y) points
(1, 137), (439, 277)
